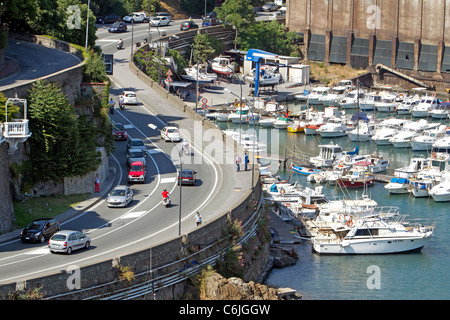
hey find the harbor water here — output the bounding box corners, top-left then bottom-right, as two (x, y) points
(216, 102), (450, 300)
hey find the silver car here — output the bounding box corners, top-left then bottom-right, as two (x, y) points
(127, 148), (147, 167)
(107, 185), (134, 208)
(49, 230), (91, 255)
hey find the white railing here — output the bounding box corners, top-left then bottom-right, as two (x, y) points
(3, 120), (30, 138)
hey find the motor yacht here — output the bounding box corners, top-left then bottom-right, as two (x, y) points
(428, 103), (450, 119)
(394, 155), (430, 179)
(432, 135), (450, 153)
(429, 175), (450, 202)
(389, 119), (437, 148)
(410, 125), (447, 151)
(307, 87), (330, 105)
(317, 120), (349, 138)
(384, 177), (411, 194)
(347, 122), (375, 142)
(359, 92), (381, 111)
(371, 118), (409, 146)
(319, 86), (348, 106)
(272, 116), (293, 129)
(310, 142), (358, 168)
(396, 99), (419, 115)
(210, 56), (236, 76)
(375, 95), (398, 112)
(311, 207), (435, 255)
(411, 96), (440, 118)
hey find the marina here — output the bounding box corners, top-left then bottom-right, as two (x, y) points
(207, 90), (448, 299)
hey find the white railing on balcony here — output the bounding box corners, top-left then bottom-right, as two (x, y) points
(0, 123), (5, 143)
(3, 120), (30, 138)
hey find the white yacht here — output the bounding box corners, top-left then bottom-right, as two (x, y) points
(432, 135), (450, 153)
(210, 56), (235, 75)
(428, 104), (450, 119)
(429, 175), (450, 202)
(384, 177), (411, 194)
(272, 116), (294, 129)
(410, 125), (447, 151)
(411, 96), (440, 118)
(359, 92), (381, 111)
(228, 107), (249, 124)
(258, 117), (277, 128)
(307, 87), (330, 105)
(310, 142), (358, 168)
(394, 155), (430, 179)
(375, 95), (398, 112)
(317, 120), (349, 138)
(371, 118), (409, 146)
(338, 89), (365, 109)
(182, 64), (217, 83)
(319, 86), (348, 106)
(410, 179), (437, 197)
(389, 119), (437, 148)
(396, 99), (419, 115)
(311, 208), (435, 255)
(416, 152), (450, 182)
(347, 122), (375, 142)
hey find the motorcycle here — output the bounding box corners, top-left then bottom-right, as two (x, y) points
(162, 197), (171, 208)
(119, 102), (125, 110)
(117, 43), (123, 50)
(109, 105), (114, 114)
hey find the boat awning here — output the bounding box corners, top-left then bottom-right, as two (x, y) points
(354, 161), (372, 167)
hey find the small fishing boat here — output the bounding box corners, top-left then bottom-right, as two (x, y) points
(337, 164), (375, 189)
(291, 164), (321, 176)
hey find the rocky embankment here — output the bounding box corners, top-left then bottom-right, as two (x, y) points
(201, 245), (301, 300)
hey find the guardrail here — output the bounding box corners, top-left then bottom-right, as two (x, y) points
(44, 187), (264, 300)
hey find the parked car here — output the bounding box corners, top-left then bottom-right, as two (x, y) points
(97, 14), (120, 24)
(123, 12), (148, 23)
(112, 123), (128, 141)
(180, 20), (199, 31)
(160, 126), (181, 142)
(202, 18), (221, 27)
(150, 16), (170, 27)
(262, 2), (279, 12)
(106, 185), (134, 208)
(127, 148), (146, 166)
(127, 137), (147, 152)
(49, 230), (90, 255)
(128, 161), (146, 183)
(120, 91), (138, 105)
(20, 218), (60, 243)
(178, 169), (197, 186)
(108, 21), (127, 33)
(280, 4), (286, 13)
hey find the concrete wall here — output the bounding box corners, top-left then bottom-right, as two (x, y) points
(288, 0), (450, 84)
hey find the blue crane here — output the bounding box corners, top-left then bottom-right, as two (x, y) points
(245, 49), (279, 97)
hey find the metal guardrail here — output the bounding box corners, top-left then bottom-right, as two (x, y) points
(45, 186), (264, 300)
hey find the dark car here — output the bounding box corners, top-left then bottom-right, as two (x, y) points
(180, 20), (199, 31)
(112, 123), (127, 141)
(97, 14), (120, 24)
(108, 21), (127, 33)
(178, 169), (197, 186)
(202, 18), (221, 27)
(204, 11), (217, 19)
(20, 218), (61, 243)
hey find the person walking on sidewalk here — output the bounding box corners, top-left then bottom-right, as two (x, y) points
(244, 153), (249, 171)
(195, 211), (202, 226)
(94, 173), (100, 193)
(236, 155), (242, 172)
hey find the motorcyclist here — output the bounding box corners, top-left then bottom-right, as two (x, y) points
(162, 188), (170, 200)
(181, 141), (189, 154)
(109, 98), (115, 114)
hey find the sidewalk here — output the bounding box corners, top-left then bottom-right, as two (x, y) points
(0, 158), (119, 244)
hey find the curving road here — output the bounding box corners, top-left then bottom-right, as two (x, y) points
(0, 21), (252, 285)
(0, 39), (82, 88)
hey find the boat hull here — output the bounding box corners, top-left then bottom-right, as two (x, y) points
(312, 237), (427, 255)
(337, 178), (375, 188)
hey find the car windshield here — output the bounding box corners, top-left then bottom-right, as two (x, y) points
(26, 220), (46, 229)
(112, 22), (121, 27)
(130, 165), (143, 171)
(114, 124), (125, 131)
(182, 22), (189, 26)
(51, 234), (66, 241)
(132, 140), (144, 146)
(182, 171), (193, 177)
(130, 151), (144, 158)
(167, 129), (179, 134)
(111, 189), (126, 196)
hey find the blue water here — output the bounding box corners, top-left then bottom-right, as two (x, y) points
(217, 103), (450, 300)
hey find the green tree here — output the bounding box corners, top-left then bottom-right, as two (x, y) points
(25, 80), (99, 184)
(191, 33), (216, 64)
(215, 0), (256, 48)
(83, 49), (108, 82)
(0, 92), (21, 123)
(239, 20), (301, 56)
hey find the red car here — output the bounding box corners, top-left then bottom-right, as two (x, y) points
(112, 123), (127, 140)
(128, 161), (146, 183)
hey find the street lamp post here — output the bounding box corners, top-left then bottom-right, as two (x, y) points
(148, 123), (183, 236)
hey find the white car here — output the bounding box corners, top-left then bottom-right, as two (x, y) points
(123, 12), (148, 23)
(150, 16), (170, 27)
(49, 230), (91, 255)
(106, 185), (134, 208)
(120, 91), (138, 105)
(161, 126), (181, 142)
